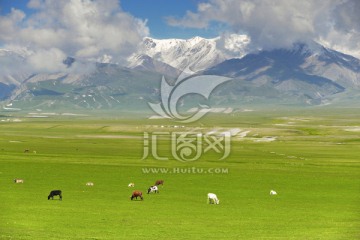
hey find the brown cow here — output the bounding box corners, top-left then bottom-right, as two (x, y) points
(154, 180), (164, 186)
(131, 190), (143, 200)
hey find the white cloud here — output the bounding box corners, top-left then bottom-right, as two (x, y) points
(317, 0), (360, 58)
(215, 33), (250, 57)
(0, 0), (149, 73)
(0, 9), (26, 42)
(167, 0), (360, 58)
(26, 48), (67, 73)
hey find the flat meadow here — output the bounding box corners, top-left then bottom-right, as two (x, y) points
(0, 109), (359, 239)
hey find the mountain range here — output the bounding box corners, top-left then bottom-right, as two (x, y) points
(0, 36), (359, 114)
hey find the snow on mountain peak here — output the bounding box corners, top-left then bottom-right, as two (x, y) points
(129, 34), (251, 72)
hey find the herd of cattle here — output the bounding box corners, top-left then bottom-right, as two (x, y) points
(13, 178), (224, 204)
(129, 180), (161, 201)
(128, 180), (221, 204)
(13, 178), (278, 204)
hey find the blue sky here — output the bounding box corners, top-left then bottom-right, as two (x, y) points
(121, 0), (220, 39)
(0, 0), (27, 13)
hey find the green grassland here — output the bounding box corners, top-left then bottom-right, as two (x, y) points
(0, 109), (359, 239)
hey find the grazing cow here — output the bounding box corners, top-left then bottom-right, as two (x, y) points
(14, 179), (24, 183)
(86, 182), (94, 186)
(128, 182), (135, 187)
(48, 190), (62, 200)
(270, 190), (277, 195)
(131, 190), (143, 200)
(147, 185), (159, 194)
(154, 180), (164, 186)
(207, 193), (220, 204)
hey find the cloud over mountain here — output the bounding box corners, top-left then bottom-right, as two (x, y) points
(167, 0), (360, 58)
(0, 0), (149, 73)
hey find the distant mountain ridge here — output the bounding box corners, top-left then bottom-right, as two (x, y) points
(204, 43), (360, 104)
(0, 38), (359, 112)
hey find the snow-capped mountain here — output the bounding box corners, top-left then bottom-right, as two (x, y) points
(204, 42), (360, 105)
(0, 39), (360, 111)
(128, 35), (250, 72)
(205, 42), (360, 87)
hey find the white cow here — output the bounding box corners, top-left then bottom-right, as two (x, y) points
(270, 190), (277, 195)
(147, 185), (159, 194)
(128, 182), (135, 187)
(86, 182), (94, 186)
(207, 193), (219, 204)
(14, 179), (24, 183)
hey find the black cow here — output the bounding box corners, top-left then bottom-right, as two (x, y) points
(48, 190), (62, 200)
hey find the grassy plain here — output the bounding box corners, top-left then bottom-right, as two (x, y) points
(0, 109), (359, 239)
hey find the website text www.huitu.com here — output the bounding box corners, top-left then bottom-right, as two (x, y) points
(141, 167), (229, 174)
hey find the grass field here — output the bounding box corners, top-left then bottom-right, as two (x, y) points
(0, 109), (359, 239)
